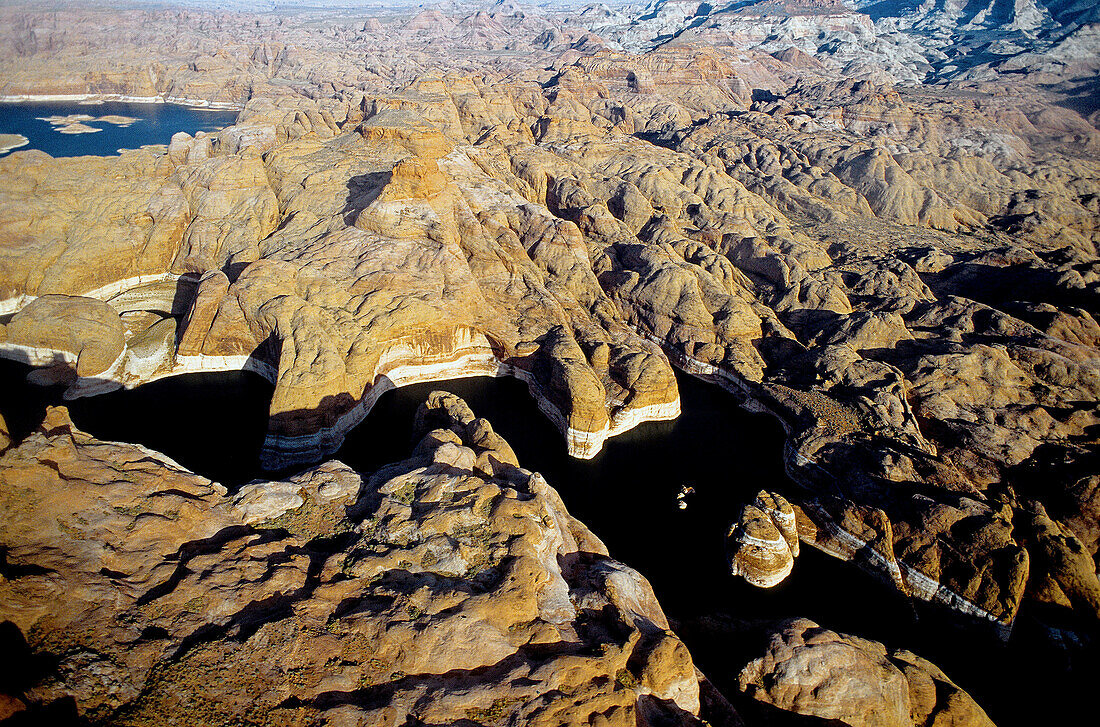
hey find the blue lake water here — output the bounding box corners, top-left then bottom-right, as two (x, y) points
(0, 101), (238, 157)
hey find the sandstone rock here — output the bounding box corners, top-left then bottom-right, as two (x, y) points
(739, 618), (995, 727)
(890, 649), (998, 727)
(0, 402), (712, 726)
(0, 295), (126, 377)
(1058, 475), (1100, 557)
(0, 0), (1098, 658)
(812, 310), (914, 352)
(726, 490), (800, 587)
(171, 154), (279, 272)
(1019, 501), (1100, 619)
(0, 150), (188, 306)
(910, 248), (955, 274)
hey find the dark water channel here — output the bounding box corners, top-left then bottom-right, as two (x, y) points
(0, 101), (238, 157)
(0, 361), (1089, 726)
(0, 360), (273, 487)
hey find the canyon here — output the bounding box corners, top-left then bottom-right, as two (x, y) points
(1, 1), (1098, 725)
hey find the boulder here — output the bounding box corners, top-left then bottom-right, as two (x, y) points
(739, 618), (995, 727)
(1, 295), (125, 376)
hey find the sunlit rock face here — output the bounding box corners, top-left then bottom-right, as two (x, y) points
(738, 618), (997, 727)
(0, 399), (713, 726)
(0, 399), (1004, 726)
(2, 66), (1098, 636)
(0, 4), (1098, 722)
(726, 490), (799, 587)
(0, 98), (685, 468)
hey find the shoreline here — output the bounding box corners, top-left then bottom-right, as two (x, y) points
(0, 282), (683, 469)
(0, 133), (29, 155)
(0, 93), (243, 111)
(0, 317), (1012, 634)
(0, 272), (187, 316)
(1, 278), (1010, 633)
(629, 324), (1015, 636)
(0, 340), (683, 468)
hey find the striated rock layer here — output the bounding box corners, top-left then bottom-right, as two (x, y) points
(2, 70), (1098, 642)
(0, 103), (683, 467)
(726, 490), (800, 587)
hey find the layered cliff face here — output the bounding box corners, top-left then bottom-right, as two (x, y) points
(0, 98), (684, 466)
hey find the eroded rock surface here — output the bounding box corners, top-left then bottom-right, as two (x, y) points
(1, 73), (1096, 641)
(726, 490), (800, 587)
(1, 295), (125, 377)
(738, 618), (996, 727)
(0, 400), (721, 726)
(0, 0), (1097, 692)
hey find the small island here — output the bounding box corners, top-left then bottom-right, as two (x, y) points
(36, 112), (140, 134)
(0, 132), (28, 154)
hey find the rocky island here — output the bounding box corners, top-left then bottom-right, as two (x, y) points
(0, 1), (1098, 725)
(0, 133), (28, 154)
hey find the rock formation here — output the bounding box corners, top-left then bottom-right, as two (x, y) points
(1, 14), (1097, 639)
(0, 398), (726, 726)
(0, 100), (684, 467)
(726, 490), (800, 587)
(1, 1), (1099, 724)
(738, 618), (996, 727)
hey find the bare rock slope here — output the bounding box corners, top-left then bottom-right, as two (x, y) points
(0, 397), (717, 726)
(0, 2), (1097, 719)
(738, 618), (996, 727)
(2, 59), (1098, 643)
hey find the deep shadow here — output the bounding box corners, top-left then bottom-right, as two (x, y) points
(632, 130), (680, 151)
(222, 261), (252, 284)
(168, 274), (201, 317)
(0, 621), (87, 726)
(2, 359), (1095, 726)
(1049, 75), (1100, 124)
(751, 88), (781, 103)
(0, 359), (273, 489)
(1, 696), (85, 727)
(343, 171), (391, 225)
(921, 261), (1099, 317)
(0, 621), (55, 695)
(858, 0), (924, 21)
